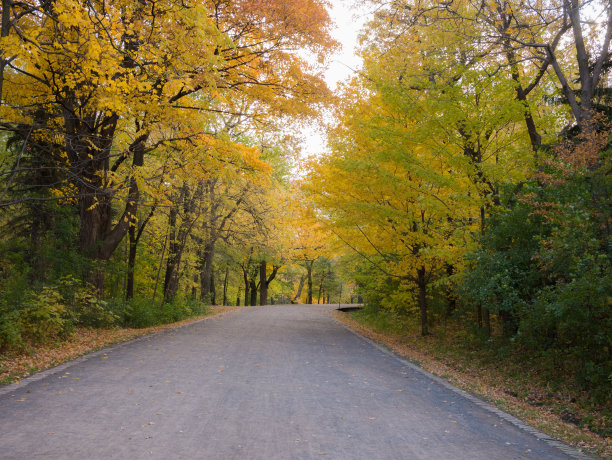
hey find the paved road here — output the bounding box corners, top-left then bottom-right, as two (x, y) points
(1, 304), (582, 459)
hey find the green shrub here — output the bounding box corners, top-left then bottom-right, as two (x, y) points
(110, 297), (208, 329)
(459, 138), (612, 400)
(112, 297), (160, 328)
(58, 276), (118, 328)
(19, 286), (74, 344)
(0, 276), (121, 352)
(0, 311), (25, 352)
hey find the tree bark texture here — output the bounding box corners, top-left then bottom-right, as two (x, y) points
(162, 183), (201, 302)
(210, 271), (216, 306)
(260, 261), (268, 307)
(163, 197), (180, 302)
(222, 266), (229, 306)
(417, 266), (429, 336)
(198, 242), (215, 302)
(306, 260), (314, 304)
(243, 267), (250, 307)
(293, 274), (305, 303)
(0, 0), (12, 103)
(249, 279), (257, 306)
(259, 260), (279, 306)
(126, 205), (156, 300)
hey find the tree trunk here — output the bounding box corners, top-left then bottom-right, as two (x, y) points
(152, 230), (168, 302)
(444, 264), (456, 318)
(126, 205), (156, 300)
(162, 183), (200, 303)
(317, 275), (325, 304)
(0, 0), (12, 104)
(501, 36), (542, 153)
(163, 198), (180, 302)
(259, 260), (279, 306)
(191, 273), (198, 299)
(249, 279), (257, 306)
(210, 271), (216, 305)
(259, 260), (268, 306)
(126, 224), (137, 300)
(236, 286), (241, 306)
(306, 260), (314, 304)
(417, 266), (429, 336)
(198, 242), (215, 302)
(293, 274), (305, 303)
(243, 267), (250, 306)
(222, 266), (229, 306)
(76, 121), (142, 296)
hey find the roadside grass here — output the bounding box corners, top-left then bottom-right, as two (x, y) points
(333, 310), (611, 459)
(0, 305), (241, 386)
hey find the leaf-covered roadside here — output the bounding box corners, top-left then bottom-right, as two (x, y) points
(333, 310), (611, 459)
(0, 306), (240, 386)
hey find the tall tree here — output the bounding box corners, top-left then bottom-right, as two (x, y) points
(0, 0), (335, 294)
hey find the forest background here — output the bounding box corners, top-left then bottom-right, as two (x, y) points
(0, 0), (610, 455)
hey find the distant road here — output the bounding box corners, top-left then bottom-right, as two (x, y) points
(0, 304), (583, 459)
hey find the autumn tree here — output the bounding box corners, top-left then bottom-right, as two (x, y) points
(304, 0), (544, 333)
(0, 0), (335, 294)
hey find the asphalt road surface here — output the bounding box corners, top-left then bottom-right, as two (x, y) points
(1, 304), (584, 459)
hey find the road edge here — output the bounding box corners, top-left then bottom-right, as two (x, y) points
(0, 307), (241, 396)
(332, 314), (594, 460)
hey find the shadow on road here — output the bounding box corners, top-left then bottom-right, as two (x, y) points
(336, 304), (364, 312)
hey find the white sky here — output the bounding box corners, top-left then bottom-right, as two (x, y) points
(324, 0), (369, 90)
(297, 0), (371, 158)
